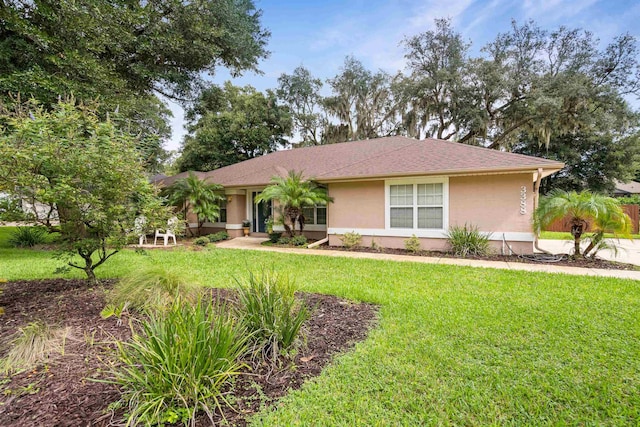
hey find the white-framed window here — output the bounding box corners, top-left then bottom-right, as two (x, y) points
(386, 177), (448, 230)
(302, 205), (327, 225)
(218, 199), (227, 223)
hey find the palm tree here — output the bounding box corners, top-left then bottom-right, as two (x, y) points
(255, 170), (333, 237)
(534, 190), (631, 258)
(164, 172), (224, 236)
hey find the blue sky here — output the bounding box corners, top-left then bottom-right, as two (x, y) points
(164, 0), (640, 150)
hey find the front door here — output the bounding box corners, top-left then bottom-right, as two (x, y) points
(252, 191), (272, 233)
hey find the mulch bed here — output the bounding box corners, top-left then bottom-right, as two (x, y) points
(0, 279), (378, 426)
(313, 245), (638, 270)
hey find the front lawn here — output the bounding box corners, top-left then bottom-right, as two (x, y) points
(1, 242), (639, 424)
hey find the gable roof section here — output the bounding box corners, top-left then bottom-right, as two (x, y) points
(614, 180), (640, 195)
(160, 136), (564, 187)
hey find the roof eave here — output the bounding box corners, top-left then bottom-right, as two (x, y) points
(314, 163), (565, 184)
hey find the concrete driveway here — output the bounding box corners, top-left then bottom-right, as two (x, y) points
(538, 238), (640, 266)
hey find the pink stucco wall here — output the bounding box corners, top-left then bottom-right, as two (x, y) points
(449, 173), (533, 233)
(327, 181), (385, 229)
(326, 173), (536, 254)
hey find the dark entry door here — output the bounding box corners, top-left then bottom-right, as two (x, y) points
(252, 191), (271, 233)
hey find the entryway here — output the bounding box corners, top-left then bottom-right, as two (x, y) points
(251, 191), (272, 233)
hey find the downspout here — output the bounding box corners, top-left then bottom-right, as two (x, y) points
(308, 236), (328, 248)
(533, 167), (551, 254)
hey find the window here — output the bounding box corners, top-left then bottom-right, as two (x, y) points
(215, 199), (227, 223)
(388, 181), (445, 229)
(301, 205), (327, 225)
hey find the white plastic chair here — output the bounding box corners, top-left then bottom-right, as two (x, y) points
(154, 217), (178, 246)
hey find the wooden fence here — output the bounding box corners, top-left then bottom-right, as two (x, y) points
(544, 204), (639, 234)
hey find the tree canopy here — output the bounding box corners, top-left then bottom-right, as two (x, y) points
(177, 82), (292, 172)
(0, 100), (172, 283)
(0, 0), (270, 172)
(271, 19), (640, 194)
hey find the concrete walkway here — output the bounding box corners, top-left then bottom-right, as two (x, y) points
(216, 237), (640, 280)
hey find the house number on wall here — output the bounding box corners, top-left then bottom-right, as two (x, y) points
(520, 186), (527, 215)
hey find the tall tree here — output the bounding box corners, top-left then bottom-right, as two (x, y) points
(0, 100), (172, 283)
(323, 56), (404, 143)
(177, 82), (292, 172)
(277, 66), (325, 146)
(403, 19), (640, 151)
(402, 18), (470, 140)
(0, 0), (270, 170)
(513, 131), (640, 195)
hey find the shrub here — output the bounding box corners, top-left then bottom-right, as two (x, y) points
(193, 236), (209, 246)
(277, 236), (291, 245)
(291, 235), (308, 246)
(340, 231), (362, 249)
(109, 298), (248, 426)
(102, 265), (199, 317)
(370, 238), (383, 252)
(446, 224), (491, 257)
(207, 231), (229, 242)
(235, 270), (309, 362)
(1, 322), (69, 373)
(268, 232), (282, 243)
(8, 226), (49, 247)
(404, 235), (422, 253)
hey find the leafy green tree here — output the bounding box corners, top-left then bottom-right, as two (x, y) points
(0, 0), (268, 102)
(323, 56), (404, 142)
(0, 100), (172, 283)
(402, 18), (470, 140)
(534, 190), (631, 258)
(255, 171), (332, 237)
(515, 132), (640, 194)
(277, 66), (325, 146)
(0, 0), (270, 171)
(164, 172), (224, 236)
(402, 19), (640, 150)
(177, 82), (292, 171)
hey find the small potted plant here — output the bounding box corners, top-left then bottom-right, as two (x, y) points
(242, 219), (251, 236)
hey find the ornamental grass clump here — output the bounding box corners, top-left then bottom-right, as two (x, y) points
(446, 224), (491, 257)
(1, 321), (69, 373)
(8, 226), (49, 248)
(235, 270), (309, 362)
(109, 298), (249, 427)
(101, 265), (199, 318)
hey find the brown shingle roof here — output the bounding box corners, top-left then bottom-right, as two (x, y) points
(614, 180), (640, 195)
(161, 136), (564, 187)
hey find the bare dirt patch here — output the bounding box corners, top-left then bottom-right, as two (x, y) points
(0, 279), (378, 426)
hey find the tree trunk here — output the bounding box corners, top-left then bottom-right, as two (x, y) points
(78, 251), (98, 285)
(570, 221), (584, 258)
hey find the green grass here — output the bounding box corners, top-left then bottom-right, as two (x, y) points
(540, 230), (640, 240)
(0, 226), (17, 249)
(1, 227), (639, 424)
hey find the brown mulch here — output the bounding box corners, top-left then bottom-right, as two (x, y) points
(0, 279), (378, 427)
(314, 245), (638, 271)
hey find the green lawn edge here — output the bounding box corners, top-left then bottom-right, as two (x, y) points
(1, 237), (639, 425)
